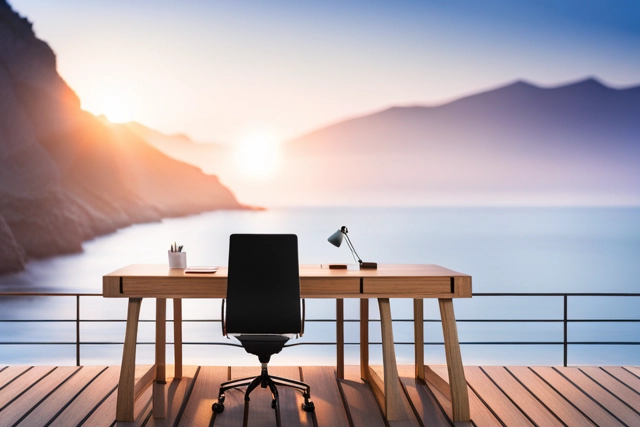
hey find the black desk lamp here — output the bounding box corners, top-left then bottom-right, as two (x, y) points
(327, 226), (377, 269)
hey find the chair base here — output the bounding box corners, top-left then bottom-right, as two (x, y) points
(212, 364), (314, 427)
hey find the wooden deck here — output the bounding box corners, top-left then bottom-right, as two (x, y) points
(1, 364), (639, 426)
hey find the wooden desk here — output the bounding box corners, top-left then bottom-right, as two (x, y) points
(103, 264), (472, 422)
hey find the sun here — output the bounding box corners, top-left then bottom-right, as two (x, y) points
(99, 93), (136, 123)
(82, 89), (137, 123)
(235, 133), (280, 178)
(235, 132), (281, 178)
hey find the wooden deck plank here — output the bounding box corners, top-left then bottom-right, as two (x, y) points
(17, 366), (107, 427)
(271, 366), (314, 427)
(580, 367), (640, 413)
(428, 365), (500, 427)
(625, 366), (640, 377)
(114, 381), (154, 427)
(506, 367), (595, 427)
(146, 365), (198, 427)
(211, 367), (244, 427)
(214, 366), (276, 427)
(556, 367), (640, 426)
(0, 367), (79, 426)
(179, 366), (227, 426)
(85, 373), (153, 427)
(79, 365), (154, 427)
(0, 366), (32, 392)
(602, 367), (640, 393)
(78, 383), (119, 427)
(530, 367), (624, 427)
(370, 365), (424, 426)
(369, 366), (421, 427)
(49, 366), (120, 427)
(0, 366), (55, 409)
(397, 365), (450, 427)
(401, 377), (450, 427)
(459, 366), (534, 426)
(481, 366), (563, 427)
(302, 366), (350, 427)
(341, 365), (386, 427)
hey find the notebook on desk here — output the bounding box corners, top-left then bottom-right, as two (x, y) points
(184, 266), (218, 273)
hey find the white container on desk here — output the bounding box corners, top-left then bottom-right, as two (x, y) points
(168, 251), (187, 269)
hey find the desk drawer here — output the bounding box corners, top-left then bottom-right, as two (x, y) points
(301, 277), (360, 297)
(122, 277), (226, 298)
(363, 277), (453, 297)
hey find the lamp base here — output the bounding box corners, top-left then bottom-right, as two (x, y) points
(359, 262), (377, 269)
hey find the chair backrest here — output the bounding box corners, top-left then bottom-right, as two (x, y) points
(225, 234), (301, 334)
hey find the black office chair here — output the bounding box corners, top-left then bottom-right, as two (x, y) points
(212, 234), (315, 426)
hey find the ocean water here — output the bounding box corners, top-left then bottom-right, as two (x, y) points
(0, 207), (639, 366)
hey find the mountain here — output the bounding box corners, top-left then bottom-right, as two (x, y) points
(125, 121), (231, 178)
(0, 1), (244, 274)
(275, 78), (640, 206)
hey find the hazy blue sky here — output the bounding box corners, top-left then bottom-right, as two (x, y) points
(10, 0), (640, 145)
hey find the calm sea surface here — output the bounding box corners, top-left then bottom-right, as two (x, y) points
(1, 207), (639, 366)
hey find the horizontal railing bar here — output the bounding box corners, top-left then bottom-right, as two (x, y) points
(2, 292), (640, 297)
(2, 341), (639, 346)
(3, 318), (639, 323)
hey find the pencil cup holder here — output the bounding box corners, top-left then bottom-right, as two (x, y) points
(168, 252), (187, 269)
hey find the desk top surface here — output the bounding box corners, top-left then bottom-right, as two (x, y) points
(105, 263), (468, 278)
(104, 264), (471, 299)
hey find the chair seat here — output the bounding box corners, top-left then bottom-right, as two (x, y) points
(235, 334), (290, 363)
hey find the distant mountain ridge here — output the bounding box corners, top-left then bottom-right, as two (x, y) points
(291, 77), (640, 153)
(0, 1), (244, 274)
(276, 77), (640, 206)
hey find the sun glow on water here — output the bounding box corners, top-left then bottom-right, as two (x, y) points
(234, 132), (281, 178)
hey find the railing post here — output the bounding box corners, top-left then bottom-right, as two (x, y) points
(76, 295), (81, 366)
(563, 295), (568, 367)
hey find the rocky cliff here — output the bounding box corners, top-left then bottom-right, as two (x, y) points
(0, 1), (244, 274)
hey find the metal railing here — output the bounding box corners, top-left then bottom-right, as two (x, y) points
(0, 292), (638, 367)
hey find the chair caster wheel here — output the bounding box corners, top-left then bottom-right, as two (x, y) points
(302, 401), (315, 412)
(212, 402), (225, 413)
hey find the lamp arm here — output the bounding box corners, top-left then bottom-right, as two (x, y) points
(343, 233), (363, 264)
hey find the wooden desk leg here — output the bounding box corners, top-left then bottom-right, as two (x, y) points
(154, 298), (167, 419)
(173, 298), (183, 379)
(438, 298), (470, 422)
(116, 298), (142, 422)
(336, 298), (344, 380)
(414, 298), (425, 381)
(377, 298), (406, 420)
(156, 298), (167, 383)
(360, 298), (369, 381)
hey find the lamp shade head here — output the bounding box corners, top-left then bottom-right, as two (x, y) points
(327, 229), (344, 247)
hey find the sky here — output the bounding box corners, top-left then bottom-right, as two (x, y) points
(9, 0), (640, 146)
